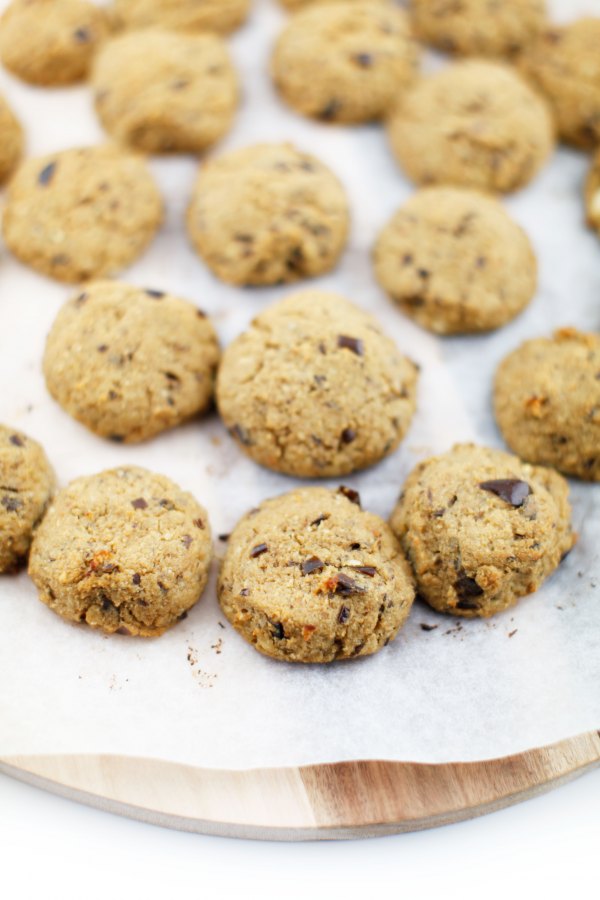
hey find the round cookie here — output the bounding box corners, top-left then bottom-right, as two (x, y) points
(0, 0), (109, 86)
(112, 0), (250, 35)
(217, 291), (419, 477)
(3, 145), (163, 283)
(271, 2), (419, 124)
(28, 466), (212, 637)
(374, 187), (537, 334)
(186, 143), (349, 286)
(0, 93), (23, 185)
(410, 0), (547, 58)
(494, 329), (600, 481)
(520, 18), (600, 149)
(586, 150), (600, 238)
(390, 443), (573, 619)
(387, 61), (554, 194)
(43, 281), (220, 444)
(0, 426), (55, 573)
(92, 29), (238, 154)
(218, 487), (415, 663)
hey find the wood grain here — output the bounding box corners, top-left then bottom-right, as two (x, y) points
(2, 731), (599, 841)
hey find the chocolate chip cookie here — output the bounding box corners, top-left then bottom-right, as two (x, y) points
(0, 93), (23, 184)
(585, 149), (600, 237)
(112, 0), (250, 35)
(218, 486), (415, 662)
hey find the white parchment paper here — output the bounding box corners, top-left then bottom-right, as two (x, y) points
(0, 0), (598, 768)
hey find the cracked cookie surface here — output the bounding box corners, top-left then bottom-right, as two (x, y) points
(186, 143), (349, 286)
(0, 425), (55, 573)
(374, 186), (537, 334)
(218, 486), (415, 663)
(390, 443), (573, 618)
(28, 466), (212, 637)
(387, 60), (554, 193)
(494, 329), (600, 481)
(112, 0), (250, 35)
(43, 280), (220, 443)
(0, 93), (23, 184)
(217, 290), (419, 477)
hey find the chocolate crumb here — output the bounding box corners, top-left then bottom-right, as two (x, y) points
(302, 556), (325, 576)
(218, 533), (230, 542)
(337, 335), (364, 356)
(420, 623), (438, 632)
(250, 543), (268, 559)
(230, 423), (252, 446)
(508, 629), (518, 638)
(218, 621), (226, 629)
(145, 289), (165, 298)
(338, 485), (361, 506)
(311, 514), (329, 527)
(131, 497), (148, 510)
(479, 479), (531, 507)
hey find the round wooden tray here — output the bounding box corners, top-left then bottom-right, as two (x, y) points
(2, 731), (599, 840)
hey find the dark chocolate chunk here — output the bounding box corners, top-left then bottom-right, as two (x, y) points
(310, 514), (329, 527)
(271, 621), (286, 640)
(341, 428), (357, 444)
(116, 627), (131, 636)
(479, 479), (531, 507)
(158, 581), (168, 593)
(454, 570), (484, 608)
(301, 556), (325, 576)
(145, 289), (165, 298)
(250, 543), (268, 559)
(131, 497), (148, 510)
(338, 485), (361, 506)
(230, 423), (252, 446)
(38, 162), (56, 186)
(353, 52), (374, 67)
(219, 533), (230, 542)
(350, 542), (361, 550)
(330, 573), (365, 595)
(97, 344), (108, 353)
(73, 27), (91, 42)
(337, 335), (364, 356)
(338, 605), (350, 624)
(9, 434), (23, 447)
(132, 573), (141, 586)
(351, 565), (377, 577)
(2, 495), (23, 512)
(420, 623), (438, 632)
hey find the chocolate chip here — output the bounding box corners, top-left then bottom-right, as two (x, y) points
(145, 289), (165, 298)
(319, 99), (342, 120)
(455, 572), (484, 604)
(38, 162), (56, 186)
(402, 253), (413, 265)
(418, 268), (430, 279)
(353, 52), (374, 67)
(329, 573), (365, 595)
(131, 498), (148, 510)
(338, 485), (361, 506)
(341, 428), (357, 444)
(250, 543), (268, 559)
(158, 581), (168, 593)
(286, 246), (304, 272)
(311, 514), (329, 527)
(230, 424), (252, 446)
(351, 565), (377, 577)
(219, 533), (230, 542)
(116, 627), (131, 636)
(9, 434), (23, 447)
(2, 495), (22, 512)
(302, 556), (325, 576)
(196, 309), (207, 318)
(337, 335), (364, 356)
(338, 605), (350, 624)
(271, 621), (285, 640)
(132, 573), (141, 585)
(73, 27), (91, 42)
(479, 479), (531, 507)
(350, 542), (361, 550)
(420, 623), (438, 632)
(97, 344), (108, 353)
(182, 535), (193, 549)
(109, 434), (124, 443)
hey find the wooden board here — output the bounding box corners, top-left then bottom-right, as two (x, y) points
(2, 731), (599, 841)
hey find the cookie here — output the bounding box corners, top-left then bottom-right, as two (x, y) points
(3, 145), (163, 283)
(43, 281), (220, 444)
(218, 487), (415, 663)
(0, 93), (23, 185)
(387, 61), (554, 193)
(494, 329), (600, 481)
(520, 18), (600, 149)
(186, 143), (349, 286)
(92, 29), (238, 154)
(373, 187), (537, 334)
(112, 0), (250, 35)
(0, 0), (109, 86)
(217, 291), (419, 477)
(28, 466), (212, 637)
(271, 2), (419, 124)
(0, 426), (55, 573)
(586, 150), (600, 237)
(410, 0), (547, 58)
(390, 443), (573, 618)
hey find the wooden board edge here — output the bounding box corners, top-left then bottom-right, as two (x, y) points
(1, 731), (599, 842)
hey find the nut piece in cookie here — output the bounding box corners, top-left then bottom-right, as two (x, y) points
(387, 61), (554, 194)
(186, 142), (349, 286)
(28, 466), (212, 637)
(494, 329), (600, 481)
(390, 443), (574, 618)
(0, 425), (55, 573)
(111, 0), (250, 35)
(43, 281), (220, 443)
(374, 187), (537, 334)
(218, 487), (415, 663)
(0, 93), (23, 184)
(217, 290), (419, 477)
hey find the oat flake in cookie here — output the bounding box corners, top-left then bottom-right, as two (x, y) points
(186, 143), (349, 286)
(112, 0), (250, 35)
(0, 426), (55, 573)
(2, 145), (163, 283)
(43, 281), (220, 443)
(28, 467), (212, 637)
(92, 29), (238, 154)
(0, 93), (23, 185)
(0, 0), (109, 86)
(494, 329), (600, 481)
(390, 444), (573, 619)
(218, 487), (415, 663)
(217, 291), (419, 477)
(374, 187), (537, 334)
(271, 2), (419, 124)
(387, 61), (554, 194)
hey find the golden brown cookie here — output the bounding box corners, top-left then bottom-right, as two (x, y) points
(0, 93), (23, 184)
(387, 60), (554, 193)
(28, 466), (213, 637)
(0, 425), (55, 573)
(3, 145), (163, 283)
(271, 2), (419, 123)
(373, 186), (537, 334)
(186, 143), (349, 286)
(390, 443), (573, 618)
(112, 0), (250, 35)
(217, 290), (419, 477)
(0, 0), (109, 86)
(218, 486), (415, 663)
(520, 18), (600, 149)
(410, 0), (547, 58)
(279, 0), (377, 8)
(92, 29), (238, 154)
(43, 281), (220, 443)
(494, 329), (600, 481)
(586, 149), (600, 238)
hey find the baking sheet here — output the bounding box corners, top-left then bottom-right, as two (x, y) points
(0, 0), (598, 769)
